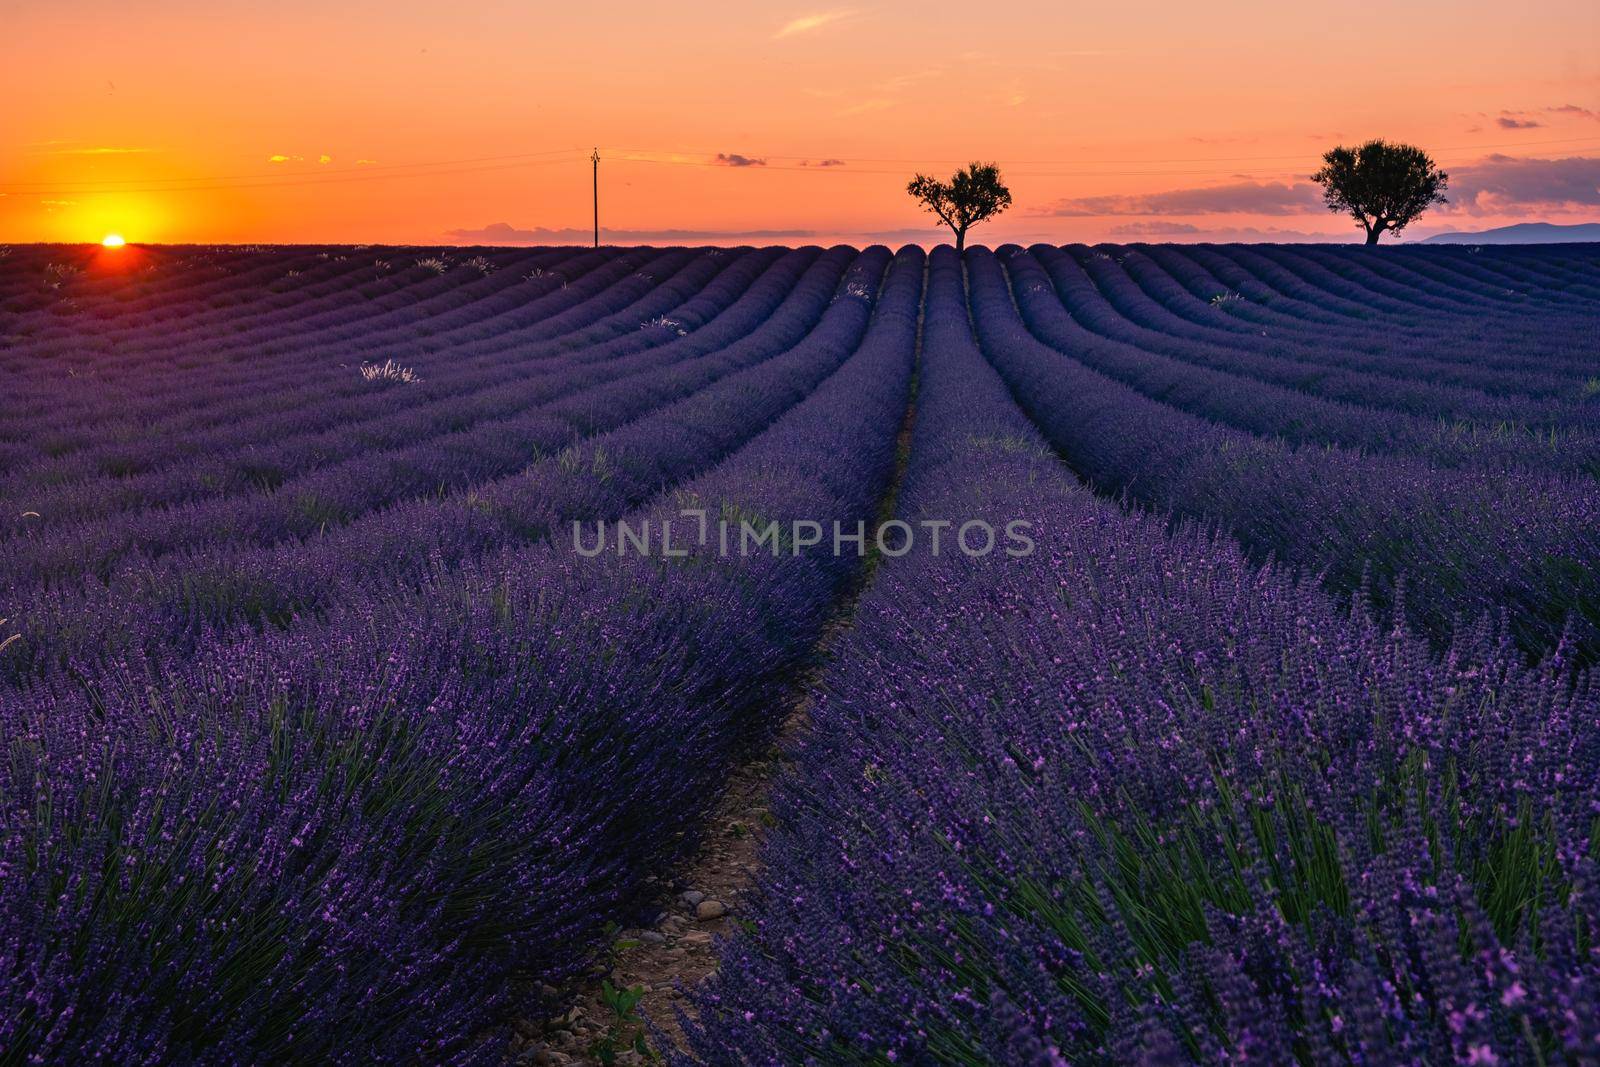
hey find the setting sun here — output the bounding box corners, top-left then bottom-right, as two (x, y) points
(101, 233), (126, 248)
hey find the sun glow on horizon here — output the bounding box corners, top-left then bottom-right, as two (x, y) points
(101, 233), (126, 248)
(1, 0), (1595, 245)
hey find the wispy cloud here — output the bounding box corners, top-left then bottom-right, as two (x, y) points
(1111, 223), (1340, 242)
(29, 144), (153, 155)
(774, 9), (857, 39)
(446, 222), (946, 245)
(829, 68), (940, 117)
(450, 222), (803, 243)
(1038, 156), (1600, 224)
(876, 69), (939, 93)
(799, 158), (846, 167)
(1445, 154), (1600, 215)
(1187, 135), (1260, 147)
(1108, 221), (1202, 235)
(714, 152), (767, 167)
(1546, 103), (1599, 121)
(840, 98), (895, 116)
(1036, 181), (1323, 218)
(1483, 104), (1597, 129)
(267, 154), (304, 164)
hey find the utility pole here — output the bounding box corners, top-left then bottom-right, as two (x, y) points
(591, 147), (600, 248)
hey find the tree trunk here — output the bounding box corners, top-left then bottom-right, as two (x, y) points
(955, 228), (966, 254)
(1364, 220), (1383, 245)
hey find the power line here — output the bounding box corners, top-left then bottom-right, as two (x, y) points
(1, 156), (584, 196)
(603, 133), (1600, 166)
(5, 138), (1597, 196)
(0, 147), (585, 191)
(18, 132), (1600, 190)
(603, 143), (1600, 178)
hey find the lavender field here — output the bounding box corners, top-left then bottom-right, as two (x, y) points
(2, 240), (1599, 1063)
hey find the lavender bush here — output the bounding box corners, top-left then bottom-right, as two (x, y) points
(0, 247), (921, 1060)
(3, 238), (1598, 1062)
(682, 247), (1600, 1065)
(967, 246), (1600, 661)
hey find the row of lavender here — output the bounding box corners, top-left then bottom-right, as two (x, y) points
(8, 247), (791, 540)
(1076, 244), (1600, 391)
(683, 247), (1600, 1065)
(6, 240), (1588, 520)
(1019, 246), (1600, 462)
(968, 244), (1600, 662)
(4, 240), (1590, 587)
(3, 246), (602, 430)
(0, 247), (748, 536)
(3, 238), (1598, 1061)
(0, 247), (922, 1059)
(0, 245), (845, 539)
(0, 244), (1536, 592)
(0, 246), (879, 677)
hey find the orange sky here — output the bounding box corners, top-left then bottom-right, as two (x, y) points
(3, 0), (1597, 245)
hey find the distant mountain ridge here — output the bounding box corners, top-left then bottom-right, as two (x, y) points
(1422, 222), (1600, 244)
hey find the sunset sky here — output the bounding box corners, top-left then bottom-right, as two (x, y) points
(4, 0), (1597, 246)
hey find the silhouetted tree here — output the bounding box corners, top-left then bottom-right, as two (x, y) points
(1311, 140), (1448, 245)
(907, 163), (1012, 253)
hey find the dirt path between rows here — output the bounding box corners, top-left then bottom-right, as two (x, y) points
(506, 700), (812, 1065)
(507, 265), (926, 1067)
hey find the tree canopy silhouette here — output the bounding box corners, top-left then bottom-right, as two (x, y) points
(1311, 140), (1448, 245)
(907, 163), (1012, 253)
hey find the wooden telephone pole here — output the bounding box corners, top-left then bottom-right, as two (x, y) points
(591, 148), (600, 248)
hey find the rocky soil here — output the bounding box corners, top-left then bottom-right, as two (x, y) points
(506, 731), (795, 1066)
